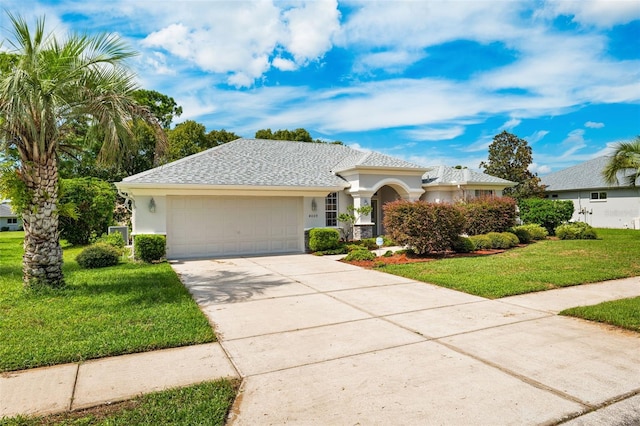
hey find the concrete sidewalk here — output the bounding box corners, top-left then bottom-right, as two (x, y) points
(1, 343), (238, 418)
(2, 254), (639, 424)
(173, 255), (640, 426)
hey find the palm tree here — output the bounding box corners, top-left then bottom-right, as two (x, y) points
(603, 137), (640, 187)
(0, 14), (165, 289)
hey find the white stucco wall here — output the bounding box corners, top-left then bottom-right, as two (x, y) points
(548, 188), (640, 229)
(132, 195), (167, 235)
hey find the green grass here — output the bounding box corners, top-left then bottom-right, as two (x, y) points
(380, 228), (640, 299)
(0, 232), (215, 372)
(560, 297), (640, 332)
(0, 379), (238, 425)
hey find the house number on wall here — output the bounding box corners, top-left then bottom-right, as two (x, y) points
(308, 214), (319, 218)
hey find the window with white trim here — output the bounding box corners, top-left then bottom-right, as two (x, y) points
(325, 192), (337, 226)
(7, 218), (17, 224)
(590, 192), (607, 201)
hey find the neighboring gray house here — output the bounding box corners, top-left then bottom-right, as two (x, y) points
(422, 165), (516, 203)
(540, 156), (640, 229)
(116, 138), (515, 259)
(0, 201), (22, 231)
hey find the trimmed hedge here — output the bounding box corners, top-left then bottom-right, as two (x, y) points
(556, 222), (598, 240)
(462, 196), (517, 235)
(383, 200), (465, 254)
(76, 243), (121, 269)
(309, 228), (341, 252)
(453, 236), (475, 253)
(134, 234), (166, 263)
(469, 234), (492, 249)
(513, 224), (548, 240)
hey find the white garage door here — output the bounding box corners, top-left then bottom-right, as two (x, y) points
(167, 196), (303, 258)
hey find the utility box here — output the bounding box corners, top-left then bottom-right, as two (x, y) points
(108, 226), (129, 244)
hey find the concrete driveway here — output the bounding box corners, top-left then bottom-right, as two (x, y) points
(171, 254), (640, 425)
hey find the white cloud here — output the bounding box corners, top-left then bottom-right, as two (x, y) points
(585, 121), (605, 128)
(526, 130), (550, 144)
(541, 0), (640, 28)
(404, 126), (465, 141)
(501, 118), (522, 130)
(529, 163), (552, 174)
(560, 129), (587, 158)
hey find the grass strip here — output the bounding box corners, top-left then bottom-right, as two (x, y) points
(560, 297), (640, 332)
(379, 228), (640, 299)
(0, 379), (239, 425)
(0, 232), (215, 372)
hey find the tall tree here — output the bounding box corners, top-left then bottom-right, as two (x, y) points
(0, 14), (165, 288)
(131, 89), (182, 129)
(602, 136), (640, 186)
(479, 131), (545, 201)
(166, 122), (239, 162)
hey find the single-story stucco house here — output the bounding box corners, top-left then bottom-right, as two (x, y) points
(0, 201), (22, 231)
(116, 138), (515, 259)
(540, 156), (640, 229)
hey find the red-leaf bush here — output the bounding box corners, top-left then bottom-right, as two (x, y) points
(383, 200), (465, 254)
(461, 196), (517, 235)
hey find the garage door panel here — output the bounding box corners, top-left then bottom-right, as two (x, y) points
(167, 195), (302, 258)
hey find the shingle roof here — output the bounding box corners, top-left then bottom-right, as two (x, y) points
(0, 203), (17, 218)
(540, 156), (638, 191)
(122, 138), (426, 188)
(422, 165), (516, 186)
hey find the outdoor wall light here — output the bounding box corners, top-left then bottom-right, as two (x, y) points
(149, 197), (156, 213)
(311, 198), (317, 211)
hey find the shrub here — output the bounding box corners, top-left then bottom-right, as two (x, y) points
(453, 236), (475, 253)
(383, 250), (394, 257)
(344, 249), (376, 262)
(96, 232), (126, 249)
(503, 232), (520, 247)
(518, 198), (574, 235)
(59, 177), (116, 245)
(1, 226), (8, 232)
(462, 196), (517, 235)
(359, 238), (379, 250)
(383, 200), (465, 254)
(346, 244), (367, 252)
(309, 228), (341, 252)
(76, 243), (121, 269)
(469, 235), (492, 250)
(134, 234), (166, 263)
(486, 232), (512, 249)
(515, 224), (548, 240)
(556, 222), (598, 240)
(510, 227), (532, 244)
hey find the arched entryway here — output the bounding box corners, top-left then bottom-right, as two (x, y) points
(369, 179), (421, 237)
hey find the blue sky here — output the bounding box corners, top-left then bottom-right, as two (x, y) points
(2, 1), (639, 174)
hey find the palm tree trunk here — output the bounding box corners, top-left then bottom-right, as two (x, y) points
(21, 155), (64, 289)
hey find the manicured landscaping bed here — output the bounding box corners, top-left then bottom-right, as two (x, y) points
(0, 232), (215, 372)
(372, 229), (640, 299)
(1, 379), (238, 426)
(560, 297), (640, 333)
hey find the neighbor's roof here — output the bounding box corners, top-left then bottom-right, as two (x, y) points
(540, 156), (637, 191)
(0, 203), (17, 218)
(422, 165), (516, 186)
(121, 138), (427, 188)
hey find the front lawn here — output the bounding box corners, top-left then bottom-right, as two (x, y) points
(560, 297), (640, 333)
(380, 228), (640, 299)
(0, 379), (238, 426)
(0, 232), (215, 372)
